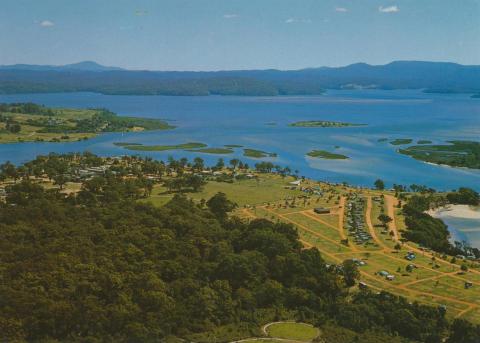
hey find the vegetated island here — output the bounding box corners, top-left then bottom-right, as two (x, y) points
(243, 148), (277, 158)
(224, 144), (243, 148)
(187, 148), (233, 154)
(390, 138), (413, 145)
(307, 149), (349, 159)
(289, 120), (365, 128)
(0, 103), (173, 143)
(399, 140), (480, 169)
(377, 138), (388, 142)
(417, 140), (433, 144)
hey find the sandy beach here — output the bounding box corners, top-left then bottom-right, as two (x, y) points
(428, 204), (480, 220)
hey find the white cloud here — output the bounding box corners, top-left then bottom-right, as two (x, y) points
(335, 7), (348, 12)
(39, 20), (54, 27)
(379, 5), (399, 13)
(223, 14), (238, 19)
(285, 17), (312, 24)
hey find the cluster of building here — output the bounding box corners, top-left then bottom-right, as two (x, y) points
(345, 194), (372, 245)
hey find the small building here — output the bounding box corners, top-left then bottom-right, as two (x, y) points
(386, 275), (395, 281)
(314, 207), (330, 214)
(359, 282), (368, 290)
(465, 281), (473, 289)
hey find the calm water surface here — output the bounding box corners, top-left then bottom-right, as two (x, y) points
(0, 90), (479, 191)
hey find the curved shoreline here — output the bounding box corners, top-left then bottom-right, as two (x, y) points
(428, 205), (480, 248)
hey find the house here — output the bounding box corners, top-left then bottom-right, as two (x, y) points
(359, 282), (368, 290)
(465, 281), (473, 289)
(314, 207), (330, 214)
(386, 275), (395, 281)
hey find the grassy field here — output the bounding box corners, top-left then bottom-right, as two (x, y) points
(147, 174), (305, 207)
(265, 322), (319, 341)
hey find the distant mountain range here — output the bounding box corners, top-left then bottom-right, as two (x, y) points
(0, 61), (123, 72)
(1, 60), (479, 96)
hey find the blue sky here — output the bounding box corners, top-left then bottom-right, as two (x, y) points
(0, 0), (479, 70)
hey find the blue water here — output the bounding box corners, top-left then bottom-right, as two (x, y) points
(0, 89), (479, 191)
(432, 208), (480, 249)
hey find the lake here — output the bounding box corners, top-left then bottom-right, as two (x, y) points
(0, 89), (479, 191)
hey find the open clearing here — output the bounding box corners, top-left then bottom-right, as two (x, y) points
(264, 322), (320, 341)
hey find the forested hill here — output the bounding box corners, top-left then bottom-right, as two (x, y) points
(1, 61), (479, 96)
(1, 173), (479, 342)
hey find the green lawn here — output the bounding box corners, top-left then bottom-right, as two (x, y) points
(266, 322), (319, 341)
(146, 174), (304, 207)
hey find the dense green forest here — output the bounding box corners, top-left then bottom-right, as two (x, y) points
(0, 168), (479, 342)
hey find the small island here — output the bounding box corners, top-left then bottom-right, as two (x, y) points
(0, 103), (173, 143)
(377, 138), (388, 142)
(399, 140), (480, 169)
(224, 144), (243, 148)
(289, 120), (365, 128)
(306, 149), (349, 159)
(187, 148), (233, 154)
(243, 148), (277, 158)
(417, 140), (432, 144)
(390, 138), (413, 145)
